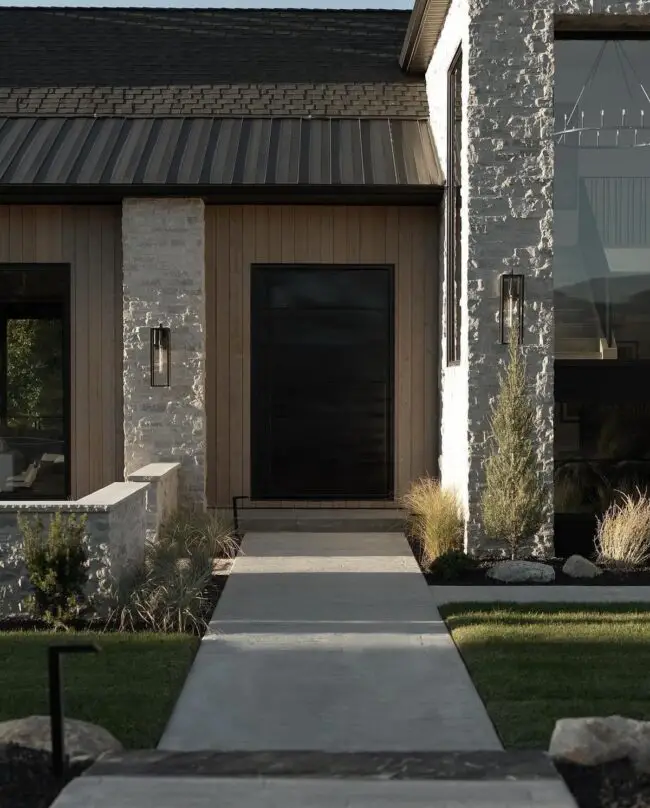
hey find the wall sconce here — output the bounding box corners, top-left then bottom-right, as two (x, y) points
(150, 324), (171, 387)
(500, 273), (524, 344)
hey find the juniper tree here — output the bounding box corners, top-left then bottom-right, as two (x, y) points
(481, 333), (546, 559)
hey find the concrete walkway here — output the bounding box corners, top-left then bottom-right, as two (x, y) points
(158, 532), (501, 752)
(432, 584), (650, 605)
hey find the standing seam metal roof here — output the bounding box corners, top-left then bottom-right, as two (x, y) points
(0, 117), (443, 188)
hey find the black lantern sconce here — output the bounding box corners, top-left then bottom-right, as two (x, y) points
(500, 273), (524, 345)
(150, 324), (171, 387)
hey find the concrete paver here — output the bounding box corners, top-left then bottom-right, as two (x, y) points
(158, 532), (502, 752)
(51, 775), (577, 808)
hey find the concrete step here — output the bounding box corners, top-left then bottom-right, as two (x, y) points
(236, 507), (407, 533)
(52, 751), (578, 808)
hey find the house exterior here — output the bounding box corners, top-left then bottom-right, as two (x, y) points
(404, 0), (650, 555)
(1, 3), (648, 556)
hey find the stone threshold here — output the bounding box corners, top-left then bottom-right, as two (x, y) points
(86, 750), (560, 782)
(431, 585), (650, 605)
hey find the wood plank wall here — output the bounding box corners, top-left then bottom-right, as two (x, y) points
(0, 206), (123, 498)
(205, 205), (439, 508)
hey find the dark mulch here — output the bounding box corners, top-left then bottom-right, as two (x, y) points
(0, 573), (229, 634)
(556, 759), (650, 808)
(405, 530), (650, 586)
(0, 743), (90, 808)
(424, 558), (650, 586)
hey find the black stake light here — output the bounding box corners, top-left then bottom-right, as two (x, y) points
(150, 324), (171, 387)
(49, 642), (101, 778)
(500, 273), (524, 344)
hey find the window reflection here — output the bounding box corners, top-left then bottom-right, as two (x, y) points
(554, 38), (650, 550)
(555, 39), (650, 357)
(0, 268), (68, 500)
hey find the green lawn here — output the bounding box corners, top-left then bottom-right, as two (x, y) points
(441, 603), (650, 749)
(0, 632), (199, 748)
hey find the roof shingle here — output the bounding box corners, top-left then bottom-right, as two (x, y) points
(0, 8), (428, 118)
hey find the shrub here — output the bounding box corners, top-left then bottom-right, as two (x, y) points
(402, 477), (463, 567)
(481, 334), (546, 559)
(596, 488), (650, 568)
(19, 511), (88, 621)
(428, 548), (478, 581)
(105, 508), (236, 634)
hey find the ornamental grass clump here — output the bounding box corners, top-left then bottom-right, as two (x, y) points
(481, 334), (546, 559)
(105, 508), (236, 634)
(19, 511), (88, 622)
(596, 488), (650, 568)
(402, 477), (463, 567)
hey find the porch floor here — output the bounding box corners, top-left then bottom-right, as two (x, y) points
(157, 532), (501, 752)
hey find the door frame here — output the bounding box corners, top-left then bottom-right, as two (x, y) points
(250, 263), (396, 501)
(0, 264), (72, 500)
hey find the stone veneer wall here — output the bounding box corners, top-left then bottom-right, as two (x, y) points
(122, 198), (206, 506)
(127, 462), (180, 543)
(0, 482), (148, 615)
(425, 0), (470, 516)
(429, 0), (650, 556)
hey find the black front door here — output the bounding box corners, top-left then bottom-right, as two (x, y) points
(251, 265), (394, 500)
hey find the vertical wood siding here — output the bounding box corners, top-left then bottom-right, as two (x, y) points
(0, 205), (123, 498)
(205, 205), (439, 508)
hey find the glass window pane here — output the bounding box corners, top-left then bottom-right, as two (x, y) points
(0, 305), (67, 499)
(554, 39), (650, 357)
(554, 39), (650, 553)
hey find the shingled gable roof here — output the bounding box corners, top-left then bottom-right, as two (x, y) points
(0, 7), (442, 200)
(0, 7), (428, 118)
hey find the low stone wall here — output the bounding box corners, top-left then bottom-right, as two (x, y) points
(127, 462), (180, 543)
(0, 481), (148, 615)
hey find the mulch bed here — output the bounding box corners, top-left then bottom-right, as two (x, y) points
(424, 558), (650, 586)
(0, 743), (90, 808)
(405, 531), (650, 586)
(556, 759), (650, 808)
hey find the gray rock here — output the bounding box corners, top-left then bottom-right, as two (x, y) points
(562, 555), (602, 579)
(0, 715), (122, 763)
(550, 716), (650, 773)
(486, 560), (555, 583)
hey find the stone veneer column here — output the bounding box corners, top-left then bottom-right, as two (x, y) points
(435, 0), (650, 556)
(463, 0), (555, 556)
(122, 198), (206, 506)
(426, 0), (471, 529)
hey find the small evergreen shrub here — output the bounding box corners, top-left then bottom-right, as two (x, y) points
(19, 512), (88, 621)
(481, 334), (546, 559)
(402, 477), (463, 567)
(428, 549), (478, 581)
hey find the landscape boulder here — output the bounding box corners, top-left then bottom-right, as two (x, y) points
(486, 560), (555, 583)
(0, 716), (122, 763)
(550, 716), (650, 773)
(562, 555), (602, 578)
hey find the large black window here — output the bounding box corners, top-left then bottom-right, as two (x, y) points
(0, 266), (70, 500)
(553, 35), (650, 554)
(447, 48), (462, 365)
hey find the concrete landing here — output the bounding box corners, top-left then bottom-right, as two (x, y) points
(158, 532), (501, 752)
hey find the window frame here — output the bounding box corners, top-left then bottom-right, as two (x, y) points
(446, 46), (463, 366)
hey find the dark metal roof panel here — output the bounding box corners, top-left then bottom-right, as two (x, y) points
(0, 116), (443, 189)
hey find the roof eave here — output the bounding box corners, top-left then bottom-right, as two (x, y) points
(400, 0), (452, 75)
(0, 183), (444, 206)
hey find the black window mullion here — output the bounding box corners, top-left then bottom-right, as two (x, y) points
(446, 47), (463, 366)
